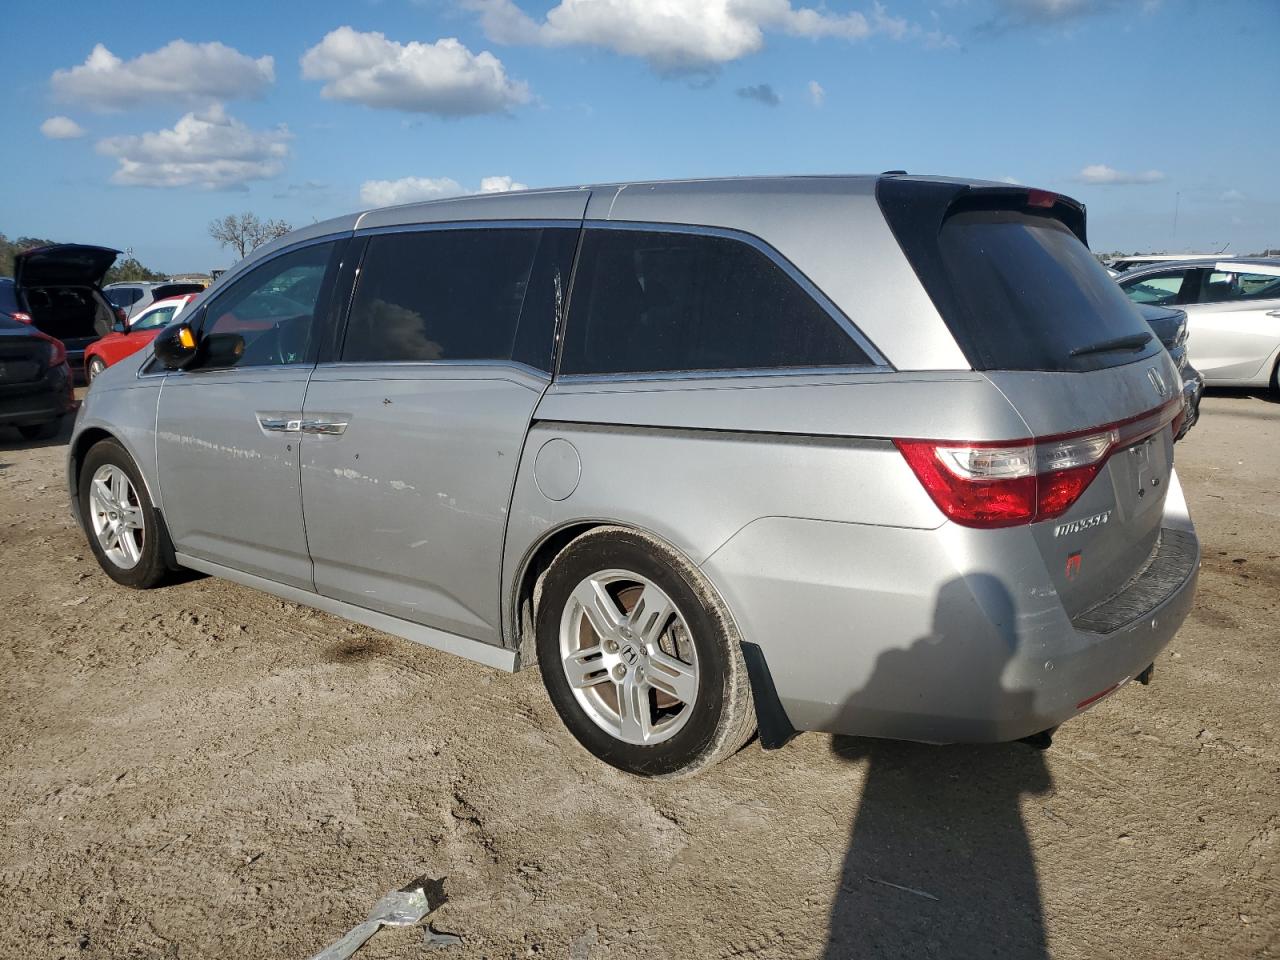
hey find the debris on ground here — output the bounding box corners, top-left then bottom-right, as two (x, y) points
(309, 875), (450, 960)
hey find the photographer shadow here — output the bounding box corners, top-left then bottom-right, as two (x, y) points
(822, 575), (1053, 960)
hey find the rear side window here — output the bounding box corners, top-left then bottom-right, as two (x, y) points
(1197, 270), (1280, 303)
(106, 287), (142, 307)
(560, 229), (869, 376)
(342, 228), (575, 369)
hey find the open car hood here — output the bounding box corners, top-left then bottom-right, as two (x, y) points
(14, 244), (120, 289)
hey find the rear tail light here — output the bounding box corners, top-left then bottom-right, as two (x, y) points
(11, 312), (33, 324)
(33, 331), (67, 366)
(895, 401), (1180, 529)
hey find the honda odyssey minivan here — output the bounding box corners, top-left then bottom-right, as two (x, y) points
(68, 175), (1199, 777)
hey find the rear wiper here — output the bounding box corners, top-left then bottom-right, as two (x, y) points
(1069, 332), (1152, 357)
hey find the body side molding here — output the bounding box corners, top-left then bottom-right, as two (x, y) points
(175, 553), (517, 672)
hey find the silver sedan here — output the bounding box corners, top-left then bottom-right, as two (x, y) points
(1118, 258), (1280, 390)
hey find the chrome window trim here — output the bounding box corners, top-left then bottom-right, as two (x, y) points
(354, 219), (582, 237)
(312, 358), (551, 381)
(565, 219), (891, 373)
(554, 364), (893, 386)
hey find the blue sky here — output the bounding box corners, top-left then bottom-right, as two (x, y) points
(4, 0), (1277, 273)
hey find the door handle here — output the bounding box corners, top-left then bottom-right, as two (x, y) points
(258, 414), (302, 433)
(300, 418), (349, 436)
(1266, 310), (1280, 318)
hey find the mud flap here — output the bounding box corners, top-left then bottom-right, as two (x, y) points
(740, 641), (798, 750)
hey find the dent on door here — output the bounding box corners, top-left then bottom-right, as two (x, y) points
(299, 365), (547, 644)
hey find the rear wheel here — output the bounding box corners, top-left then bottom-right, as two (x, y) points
(87, 357), (107, 382)
(79, 439), (171, 588)
(536, 527), (755, 778)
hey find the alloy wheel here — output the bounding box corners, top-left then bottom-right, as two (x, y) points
(558, 569), (700, 745)
(88, 464), (145, 569)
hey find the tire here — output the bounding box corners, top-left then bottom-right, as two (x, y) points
(536, 527), (756, 778)
(17, 419), (60, 441)
(87, 357), (107, 382)
(79, 439), (172, 589)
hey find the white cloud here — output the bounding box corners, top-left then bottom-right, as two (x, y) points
(479, 175), (528, 193)
(96, 104), (292, 189)
(300, 26), (530, 116)
(360, 174), (528, 207)
(463, 0), (949, 73)
(807, 80), (825, 106)
(999, 175), (1023, 184)
(1220, 189), (1245, 203)
(1075, 163), (1165, 186)
(40, 116), (85, 139)
(51, 40), (274, 110)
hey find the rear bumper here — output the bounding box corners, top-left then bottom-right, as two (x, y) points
(0, 363), (76, 427)
(700, 473), (1199, 744)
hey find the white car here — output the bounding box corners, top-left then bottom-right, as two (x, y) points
(1117, 258), (1280, 389)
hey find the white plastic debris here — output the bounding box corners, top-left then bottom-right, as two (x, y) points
(310, 876), (451, 960)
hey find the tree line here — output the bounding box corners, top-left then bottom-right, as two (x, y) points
(1, 212), (294, 283)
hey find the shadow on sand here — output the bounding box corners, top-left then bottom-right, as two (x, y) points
(822, 575), (1053, 959)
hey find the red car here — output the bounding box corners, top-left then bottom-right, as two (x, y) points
(84, 294), (196, 381)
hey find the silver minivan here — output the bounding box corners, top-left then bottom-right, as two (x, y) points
(69, 176), (1200, 777)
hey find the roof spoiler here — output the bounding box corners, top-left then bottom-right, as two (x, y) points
(876, 178), (1088, 247)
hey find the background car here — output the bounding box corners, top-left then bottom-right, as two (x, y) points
(104, 280), (206, 320)
(0, 310), (76, 440)
(84, 293), (196, 381)
(1137, 302), (1202, 439)
(13, 244), (121, 382)
(1107, 254), (1224, 273)
(1117, 257), (1280, 389)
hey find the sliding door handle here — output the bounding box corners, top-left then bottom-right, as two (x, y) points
(300, 418), (349, 436)
(258, 415), (302, 433)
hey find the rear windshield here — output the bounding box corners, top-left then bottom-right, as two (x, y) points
(935, 210), (1160, 372)
(0, 279), (19, 314)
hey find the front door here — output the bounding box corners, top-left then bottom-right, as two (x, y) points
(300, 225), (579, 643)
(156, 239), (345, 588)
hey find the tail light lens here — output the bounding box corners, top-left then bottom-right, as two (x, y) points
(11, 311), (33, 324)
(33, 331), (67, 366)
(895, 401), (1180, 529)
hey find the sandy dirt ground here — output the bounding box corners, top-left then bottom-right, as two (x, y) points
(1, 390), (1277, 960)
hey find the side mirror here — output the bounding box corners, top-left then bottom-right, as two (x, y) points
(153, 322), (199, 370)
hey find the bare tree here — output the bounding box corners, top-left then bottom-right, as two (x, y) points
(208, 213), (294, 260)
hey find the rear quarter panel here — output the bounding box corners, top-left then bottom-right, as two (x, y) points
(500, 371), (1028, 649)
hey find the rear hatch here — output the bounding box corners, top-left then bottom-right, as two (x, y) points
(879, 178), (1183, 619)
(14, 244), (119, 348)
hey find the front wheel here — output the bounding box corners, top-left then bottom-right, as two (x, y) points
(87, 357), (107, 382)
(79, 439), (172, 588)
(536, 527), (756, 778)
